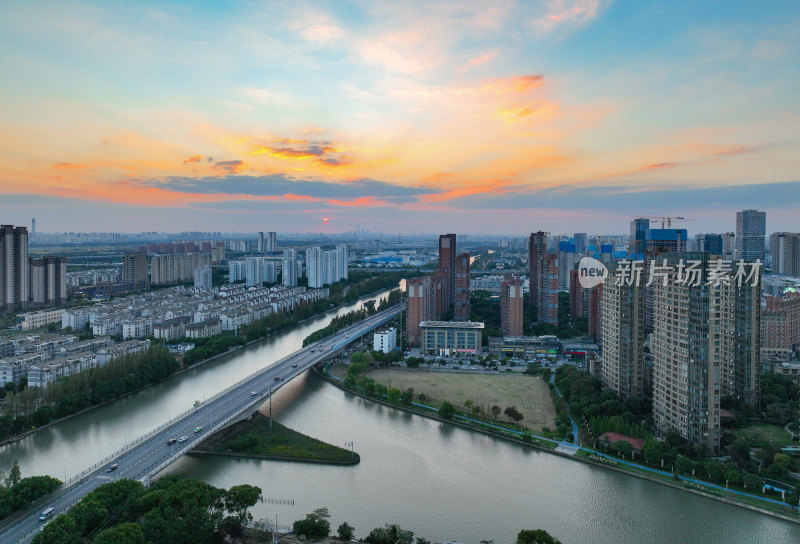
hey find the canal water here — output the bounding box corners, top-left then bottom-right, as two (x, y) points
(3, 289), (799, 543)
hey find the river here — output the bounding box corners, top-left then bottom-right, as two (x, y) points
(3, 289), (800, 543)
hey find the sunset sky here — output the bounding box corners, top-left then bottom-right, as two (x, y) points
(1, 1), (798, 235)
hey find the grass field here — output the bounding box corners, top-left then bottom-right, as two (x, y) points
(734, 423), (795, 448)
(196, 414), (357, 463)
(365, 368), (556, 432)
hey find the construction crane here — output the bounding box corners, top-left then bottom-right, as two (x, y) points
(633, 216), (693, 229)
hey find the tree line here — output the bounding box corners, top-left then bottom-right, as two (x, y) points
(292, 506), (562, 543)
(0, 459), (61, 521)
(33, 476), (261, 544)
(0, 347), (179, 442)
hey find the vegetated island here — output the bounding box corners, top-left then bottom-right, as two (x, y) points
(192, 413), (359, 465)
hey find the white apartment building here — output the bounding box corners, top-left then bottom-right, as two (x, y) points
(194, 266), (213, 290)
(373, 327), (397, 354)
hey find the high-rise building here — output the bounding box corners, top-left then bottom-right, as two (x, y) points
(537, 254), (559, 324)
(407, 276), (435, 345)
(600, 262), (646, 399)
(30, 256), (67, 305)
(501, 276), (524, 336)
(266, 232), (278, 252)
(569, 269), (586, 322)
(282, 248), (297, 286)
(704, 234), (723, 256)
(194, 266), (213, 290)
(722, 233), (736, 260)
(438, 234), (456, 312)
(527, 231), (547, 307)
(122, 253), (148, 286)
(306, 247), (323, 288)
(0, 225), (29, 312)
(652, 253), (761, 452)
(150, 253), (211, 285)
(229, 260), (246, 283)
(558, 240), (576, 289)
(762, 293), (800, 361)
(257, 232), (265, 252)
(588, 283), (603, 343)
(574, 233), (588, 255)
(454, 253), (471, 321)
(336, 244), (348, 281)
(736, 209), (766, 262)
(770, 233), (800, 276)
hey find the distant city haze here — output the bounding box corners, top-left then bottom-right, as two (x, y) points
(1, 2), (798, 232)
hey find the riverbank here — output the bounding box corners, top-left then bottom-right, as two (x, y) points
(192, 413), (359, 465)
(317, 367), (800, 525)
(0, 286), (396, 448)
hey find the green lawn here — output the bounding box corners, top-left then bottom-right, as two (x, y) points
(734, 423), (795, 448)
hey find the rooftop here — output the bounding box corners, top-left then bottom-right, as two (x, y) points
(419, 321), (485, 329)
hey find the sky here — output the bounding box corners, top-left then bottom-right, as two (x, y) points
(1, 0), (799, 235)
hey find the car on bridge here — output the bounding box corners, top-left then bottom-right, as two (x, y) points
(292, 363), (298, 368)
(106, 464), (118, 472)
(250, 391), (257, 396)
(178, 436), (188, 443)
(167, 438), (177, 445)
(194, 426), (203, 433)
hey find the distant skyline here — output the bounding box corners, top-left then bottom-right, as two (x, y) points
(1, 1), (799, 233)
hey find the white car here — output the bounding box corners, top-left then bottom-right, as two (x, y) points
(178, 436), (188, 443)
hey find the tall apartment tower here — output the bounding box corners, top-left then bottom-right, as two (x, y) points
(704, 234), (723, 255)
(30, 256), (67, 305)
(722, 233), (736, 260)
(0, 225), (29, 313)
(282, 249), (297, 286)
(770, 233), (800, 276)
(336, 244), (348, 281)
(652, 253), (761, 452)
(501, 276), (524, 336)
(306, 247), (323, 288)
(193, 266), (213, 290)
(454, 253), (471, 321)
(527, 231), (548, 307)
(257, 232), (265, 252)
(537, 254), (559, 324)
(407, 276), (435, 345)
(438, 234), (457, 312)
(762, 293), (800, 360)
(736, 209), (766, 262)
(600, 263), (646, 399)
(574, 233), (588, 255)
(122, 253), (148, 285)
(265, 232), (277, 252)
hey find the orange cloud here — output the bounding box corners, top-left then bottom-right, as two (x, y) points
(327, 196), (387, 207)
(52, 162), (86, 170)
(183, 155), (203, 164)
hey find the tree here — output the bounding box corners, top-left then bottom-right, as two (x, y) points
(338, 521), (355, 540)
(675, 456), (694, 474)
(613, 440), (634, 459)
(6, 459), (21, 487)
(728, 439), (753, 470)
(743, 473), (762, 491)
(504, 406), (524, 423)
(364, 524), (414, 544)
(490, 405), (501, 420)
(224, 484), (262, 526)
(293, 507), (331, 539)
(705, 460), (724, 483)
(517, 529), (562, 544)
(774, 453), (792, 471)
(438, 401), (455, 419)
